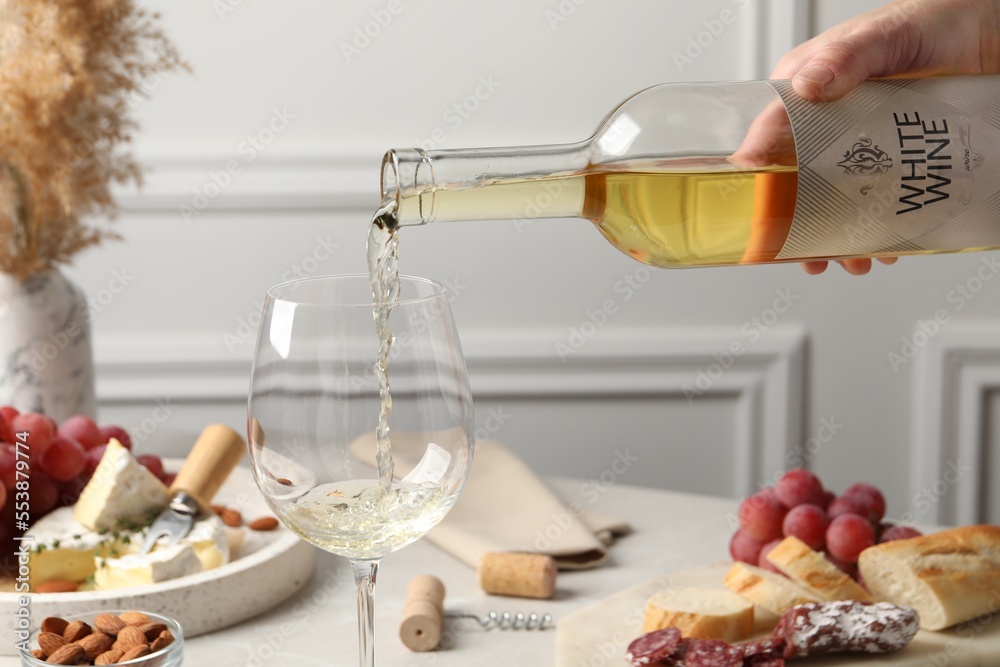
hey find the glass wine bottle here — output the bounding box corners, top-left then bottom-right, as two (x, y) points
(380, 76), (1000, 268)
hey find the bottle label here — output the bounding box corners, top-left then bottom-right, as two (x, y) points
(769, 77), (1000, 260)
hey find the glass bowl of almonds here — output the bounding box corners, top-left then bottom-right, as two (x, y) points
(19, 610), (183, 666)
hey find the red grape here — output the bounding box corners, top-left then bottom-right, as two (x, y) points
(10, 412), (54, 454)
(827, 496), (870, 520)
(56, 476), (88, 506)
(758, 539), (784, 574)
(137, 454), (165, 480)
(775, 468), (826, 508)
(38, 437), (86, 482)
(821, 490), (836, 509)
(0, 413), (12, 444)
(58, 415), (102, 450)
(842, 482), (887, 522)
(98, 425), (132, 450)
(826, 513), (876, 563)
(0, 406), (19, 422)
(162, 472), (177, 488)
(28, 471), (59, 516)
(0, 480), (6, 511)
(879, 524), (923, 543)
(782, 503), (829, 550)
(0, 445), (16, 489)
(738, 492), (788, 542)
(84, 445), (107, 477)
(730, 529), (765, 564)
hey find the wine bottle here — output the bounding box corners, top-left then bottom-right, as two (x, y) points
(380, 76), (1000, 268)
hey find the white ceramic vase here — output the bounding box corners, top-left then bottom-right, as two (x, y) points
(0, 270), (96, 421)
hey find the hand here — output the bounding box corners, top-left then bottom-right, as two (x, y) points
(774, 0), (1000, 274)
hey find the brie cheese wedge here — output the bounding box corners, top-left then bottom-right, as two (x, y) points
(24, 507), (116, 589)
(94, 543), (202, 590)
(74, 439), (168, 531)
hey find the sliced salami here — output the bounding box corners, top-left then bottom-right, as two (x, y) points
(772, 600), (919, 658)
(624, 627), (683, 666)
(684, 638), (744, 667)
(737, 638), (785, 660)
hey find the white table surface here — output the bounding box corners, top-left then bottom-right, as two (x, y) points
(4, 479), (740, 667)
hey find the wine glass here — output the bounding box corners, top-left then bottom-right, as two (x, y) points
(247, 274), (474, 667)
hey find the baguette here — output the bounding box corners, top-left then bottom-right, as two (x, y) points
(723, 561), (823, 614)
(766, 536), (871, 602)
(643, 587), (754, 642)
(858, 524), (1000, 630)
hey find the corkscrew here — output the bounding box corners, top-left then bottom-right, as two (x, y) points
(445, 610), (554, 630)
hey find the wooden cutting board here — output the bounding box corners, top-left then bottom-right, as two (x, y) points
(556, 562), (1000, 666)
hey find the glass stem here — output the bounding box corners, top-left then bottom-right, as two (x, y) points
(352, 558), (380, 667)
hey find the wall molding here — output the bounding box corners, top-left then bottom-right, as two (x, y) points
(95, 326), (806, 497)
(914, 325), (1000, 525)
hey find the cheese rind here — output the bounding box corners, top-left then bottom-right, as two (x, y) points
(74, 439), (168, 531)
(94, 543), (202, 590)
(24, 507), (116, 589)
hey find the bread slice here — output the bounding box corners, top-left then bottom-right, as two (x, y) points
(766, 536), (871, 602)
(858, 524), (1000, 630)
(723, 561), (823, 614)
(643, 587), (754, 642)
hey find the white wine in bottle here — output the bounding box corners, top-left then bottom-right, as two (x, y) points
(379, 77), (1000, 268)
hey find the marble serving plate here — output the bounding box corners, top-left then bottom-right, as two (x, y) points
(0, 461), (315, 656)
(556, 562), (1000, 667)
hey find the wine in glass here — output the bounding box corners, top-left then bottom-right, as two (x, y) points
(248, 274), (473, 666)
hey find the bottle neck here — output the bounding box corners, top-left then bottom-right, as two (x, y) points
(380, 142), (591, 228)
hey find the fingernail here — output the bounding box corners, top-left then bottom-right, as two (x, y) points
(795, 65), (835, 87)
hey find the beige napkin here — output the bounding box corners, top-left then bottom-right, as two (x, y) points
(351, 433), (631, 570)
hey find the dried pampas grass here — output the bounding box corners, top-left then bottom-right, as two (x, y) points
(0, 0), (187, 278)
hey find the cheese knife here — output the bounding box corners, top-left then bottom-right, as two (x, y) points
(140, 423), (246, 554)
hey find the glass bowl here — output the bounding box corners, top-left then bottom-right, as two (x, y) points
(20, 610), (183, 667)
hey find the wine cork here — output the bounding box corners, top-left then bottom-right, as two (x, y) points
(478, 552), (557, 599)
(400, 574), (445, 652)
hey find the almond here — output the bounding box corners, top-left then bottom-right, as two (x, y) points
(149, 635), (169, 653)
(93, 614), (125, 636)
(120, 645), (150, 661)
(35, 580), (80, 593)
(157, 628), (175, 647)
(276, 477), (293, 485)
(30, 649), (46, 660)
(247, 516), (279, 531)
(44, 643), (86, 665)
(62, 620), (91, 643)
(37, 631), (66, 656)
(216, 506), (243, 527)
(118, 611), (150, 626)
(95, 648), (123, 665)
(115, 625), (147, 650)
(40, 617), (68, 636)
(138, 622), (166, 642)
(77, 631), (113, 660)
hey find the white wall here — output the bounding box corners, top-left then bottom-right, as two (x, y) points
(71, 0), (1000, 526)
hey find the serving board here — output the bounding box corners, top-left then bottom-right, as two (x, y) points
(0, 461), (315, 655)
(556, 562), (1000, 666)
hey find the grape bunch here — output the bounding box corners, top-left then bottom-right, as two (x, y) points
(732, 468), (922, 581)
(0, 407), (170, 575)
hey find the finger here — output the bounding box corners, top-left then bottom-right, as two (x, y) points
(837, 258), (873, 275)
(877, 256), (898, 266)
(792, 21), (920, 101)
(801, 261), (828, 275)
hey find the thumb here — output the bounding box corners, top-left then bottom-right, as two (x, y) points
(792, 25), (919, 101)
